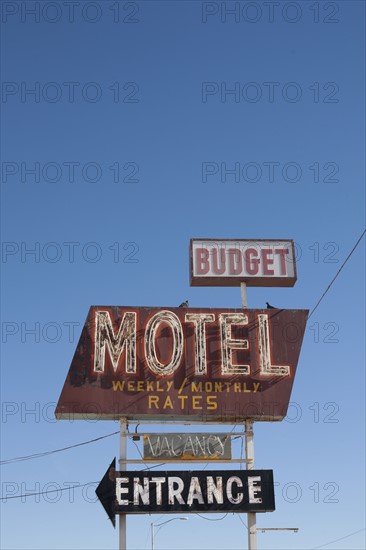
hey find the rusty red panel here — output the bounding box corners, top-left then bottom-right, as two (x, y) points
(55, 306), (308, 422)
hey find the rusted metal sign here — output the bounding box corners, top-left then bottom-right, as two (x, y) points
(143, 433), (232, 460)
(96, 459), (275, 524)
(190, 239), (297, 287)
(55, 306), (308, 422)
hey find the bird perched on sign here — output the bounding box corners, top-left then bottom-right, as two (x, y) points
(179, 300), (189, 307)
(266, 302), (276, 309)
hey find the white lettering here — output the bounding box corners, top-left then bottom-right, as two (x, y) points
(187, 477), (204, 505)
(185, 313), (215, 375)
(182, 435), (195, 456)
(150, 477), (166, 505)
(258, 314), (290, 376)
(92, 308), (292, 380)
(171, 435), (183, 456)
(168, 477), (185, 504)
(116, 477), (129, 505)
(220, 313), (250, 375)
(94, 311), (136, 373)
(145, 311), (183, 376)
(133, 478), (150, 505)
(226, 476), (243, 504)
(248, 476), (262, 504)
(207, 435), (225, 456)
(207, 476), (223, 504)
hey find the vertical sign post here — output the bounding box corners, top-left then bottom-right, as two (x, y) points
(151, 522), (155, 550)
(119, 418), (127, 550)
(241, 282), (248, 309)
(245, 419), (257, 550)
(242, 275), (256, 549)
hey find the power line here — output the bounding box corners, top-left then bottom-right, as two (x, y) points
(1, 482), (96, 500)
(308, 229), (366, 319)
(0, 430), (119, 465)
(0, 462), (167, 501)
(237, 514), (248, 530)
(131, 437), (160, 471)
(310, 527), (365, 549)
(194, 513), (228, 521)
(2, 425), (244, 467)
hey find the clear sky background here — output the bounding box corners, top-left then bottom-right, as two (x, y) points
(1, 1), (365, 549)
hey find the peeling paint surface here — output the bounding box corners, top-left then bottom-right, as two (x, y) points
(55, 306), (308, 421)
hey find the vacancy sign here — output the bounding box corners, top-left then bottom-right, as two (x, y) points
(96, 459), (275, 525)
(143, 433), (232, 461)
(190, 239), (297, 287)
(55, 306), (308, 422)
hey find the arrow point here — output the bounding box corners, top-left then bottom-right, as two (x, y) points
(95, 458), (116, 528)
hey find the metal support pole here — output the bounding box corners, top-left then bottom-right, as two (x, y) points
(241, 282), (247, 308)
(151, 523), (154, 550)
(119, 418), (127, 550)
(241, 282), (254, 548)
(245, 419), (257, 550)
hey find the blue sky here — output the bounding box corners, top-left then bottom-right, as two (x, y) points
(1, 1), (365, 549)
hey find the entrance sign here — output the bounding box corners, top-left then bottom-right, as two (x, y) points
(190, 239), (297, 287)
(96, 459), (275, 524)
(143, 433), (232, 460)
(55, 306), (308, 422)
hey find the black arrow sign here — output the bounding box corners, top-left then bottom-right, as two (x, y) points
(95, 458), (117, 527)
(96, 460), (275, 526)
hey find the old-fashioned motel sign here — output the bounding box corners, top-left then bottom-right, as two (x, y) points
(96, 459), (275, 525)
(55, 306), (308, 422)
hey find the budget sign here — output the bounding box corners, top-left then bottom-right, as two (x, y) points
(190, 239), (297, 287)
